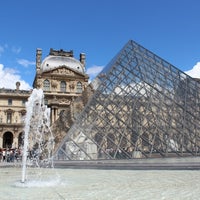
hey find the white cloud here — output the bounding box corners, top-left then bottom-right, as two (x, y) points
(0, 44), (21, 55)
(17, 59), (35, 67)
(86, 65), (104, 77)
(12, 46), (21, 54)
(0, 64), (31, 90)
(185, 62), (200, 78)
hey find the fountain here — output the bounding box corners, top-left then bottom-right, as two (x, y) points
(0, 89), (200, 199)
(21, 88), (54, 183)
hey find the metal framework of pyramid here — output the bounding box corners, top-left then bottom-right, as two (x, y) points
(55, 40), (200, 160)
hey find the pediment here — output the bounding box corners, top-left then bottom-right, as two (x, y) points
(42, 66), (88, 78)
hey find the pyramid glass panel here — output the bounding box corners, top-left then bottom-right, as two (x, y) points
(55, 40), (200, 160)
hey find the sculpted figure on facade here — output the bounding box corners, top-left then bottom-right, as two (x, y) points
(36, 78), (42, 88)
(69, 81), (75, 91)
(59, 98), (71, 105)
(51, 79), (58, 89)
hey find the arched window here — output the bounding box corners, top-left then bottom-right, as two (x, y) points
(60, 81), (66, 92)
(43, 79), (50, 91)
(76, 82), (82, 93)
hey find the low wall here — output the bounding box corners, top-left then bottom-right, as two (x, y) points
(1, 157), (200, 170)
(53, 157), (200, 170)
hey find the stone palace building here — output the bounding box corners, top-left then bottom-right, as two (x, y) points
(0, 48), (90, 149)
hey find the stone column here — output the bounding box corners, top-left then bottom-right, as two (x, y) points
(54, 108), (58, 121)
(12, 137), (18, 149)
(50, 107), (53, 124)
(0, 137), (3, 148)
(53, 108), (56, 123)
(51, 107), (58, 123)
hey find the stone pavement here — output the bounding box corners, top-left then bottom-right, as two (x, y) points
(0, 161), (21, 168)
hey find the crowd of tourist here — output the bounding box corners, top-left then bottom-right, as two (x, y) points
(0, 148), (22, 162)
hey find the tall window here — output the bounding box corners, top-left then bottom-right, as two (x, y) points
(76, 82), (82, 93)
(60, 81), (66, 92)
(8, 99), (12, 105)
(43, 79), (50, 91)
(7, 113), (12, 123)
(22, 99), (26, 106)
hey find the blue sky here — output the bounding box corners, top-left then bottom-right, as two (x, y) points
(0, 0), (200, 89)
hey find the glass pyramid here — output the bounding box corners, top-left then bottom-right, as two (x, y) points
(55, 40), (200, 160)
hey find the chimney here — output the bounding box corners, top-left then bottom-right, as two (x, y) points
(80, 53), (86, 71)
(36, 48), (42, 73)
(16, 82), (20, 90)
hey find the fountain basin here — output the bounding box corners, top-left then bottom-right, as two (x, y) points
(0, 166), (200, 200)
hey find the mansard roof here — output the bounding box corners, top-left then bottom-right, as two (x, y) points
(40, 48), (85, 74)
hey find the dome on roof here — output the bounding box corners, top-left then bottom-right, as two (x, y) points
(40, 55), (84, 73)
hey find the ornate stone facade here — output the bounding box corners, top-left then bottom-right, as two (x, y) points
(0, 82), (31, 148)
(33, 48), (89, 124)
(0, 48), (90, 149)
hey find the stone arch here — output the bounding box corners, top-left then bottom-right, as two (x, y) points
(18, 132), (24, 148)
(3, 131), (13, 148)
